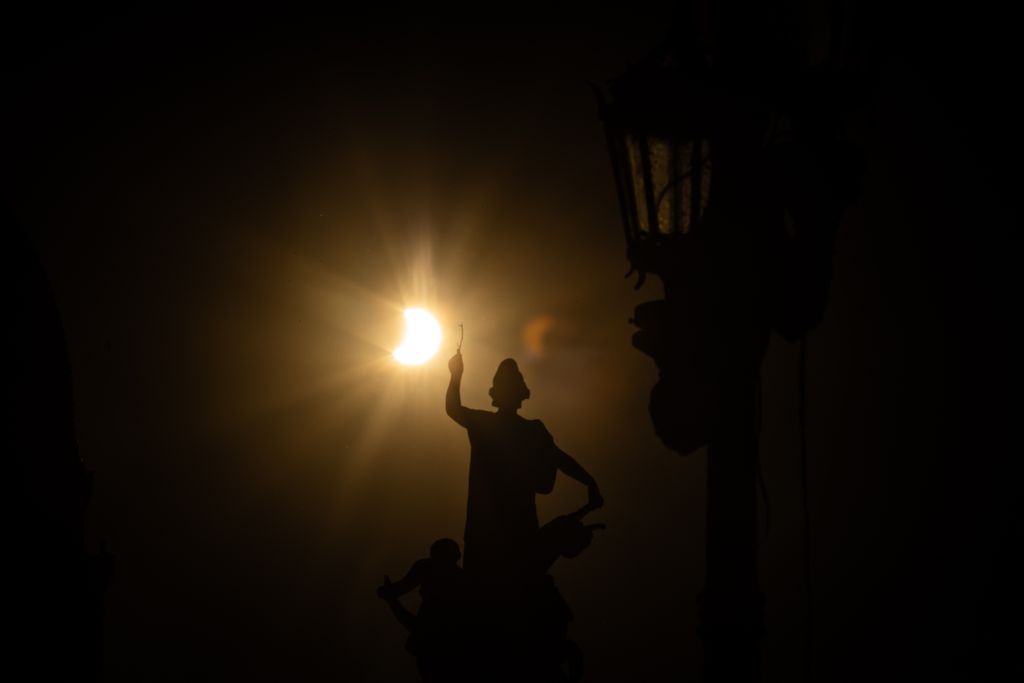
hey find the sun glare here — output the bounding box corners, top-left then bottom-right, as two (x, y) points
(393, 308), (442, 365)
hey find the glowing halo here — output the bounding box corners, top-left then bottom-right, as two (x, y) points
(393, 308), (442, 365)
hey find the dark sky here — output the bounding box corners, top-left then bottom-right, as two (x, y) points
(9, 3), (1021, 681)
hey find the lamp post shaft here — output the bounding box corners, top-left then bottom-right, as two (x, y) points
(701, 372), (762, 681)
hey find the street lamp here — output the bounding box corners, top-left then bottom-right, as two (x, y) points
(596, 7), (860, 682)
(598, 44), (713, 253)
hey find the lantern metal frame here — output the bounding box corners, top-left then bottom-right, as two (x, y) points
(596, 46), (717, 284)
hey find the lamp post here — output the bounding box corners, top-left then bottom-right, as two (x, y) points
(597, 3), (859, 680)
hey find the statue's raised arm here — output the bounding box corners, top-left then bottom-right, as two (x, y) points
(445, 351), (471, 427)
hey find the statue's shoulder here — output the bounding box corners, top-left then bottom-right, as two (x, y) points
(528, 418), (555, 439)
(463, 408), (496, 430)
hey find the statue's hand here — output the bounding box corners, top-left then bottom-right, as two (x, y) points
(376, 575), (393, 600)
(587, 483), (604, 510)
(448, 351), (464, 376)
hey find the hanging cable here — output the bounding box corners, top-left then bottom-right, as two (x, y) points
(799, 335), (814, 679)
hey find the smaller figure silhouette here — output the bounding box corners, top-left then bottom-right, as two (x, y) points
(377, 539), (468, 681)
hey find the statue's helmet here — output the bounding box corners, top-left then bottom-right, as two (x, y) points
(489, 358), (530, 408)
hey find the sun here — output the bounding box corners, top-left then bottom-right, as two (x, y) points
(393, 308), (442, 365)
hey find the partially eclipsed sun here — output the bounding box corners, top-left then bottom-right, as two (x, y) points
(393, 308), (442, 365)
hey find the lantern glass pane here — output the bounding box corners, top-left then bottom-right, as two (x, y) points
(621, 131), (712, 237)
(677, 140), (712, 233)
(680, 141), (695, 233)
(700, 142), (712, 219)
(626, 134), (649, 233)
(649, 137), (674, 234)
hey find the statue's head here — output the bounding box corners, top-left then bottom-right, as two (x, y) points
(489, 358), (530, 410)
(429, 538), (461, 565)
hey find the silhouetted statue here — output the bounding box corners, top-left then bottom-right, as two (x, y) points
(379, 352), (604, 681)
(445, 352), (603, 585)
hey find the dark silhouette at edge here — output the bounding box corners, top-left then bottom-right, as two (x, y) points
(10, 226), (111, 681)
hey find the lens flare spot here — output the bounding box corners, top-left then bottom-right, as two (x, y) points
(523, 314), (556, 358)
